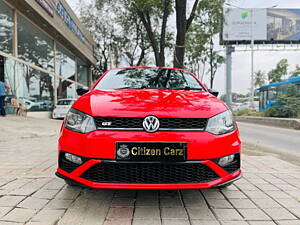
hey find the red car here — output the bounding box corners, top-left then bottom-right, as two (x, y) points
(56, 67), (241, 189)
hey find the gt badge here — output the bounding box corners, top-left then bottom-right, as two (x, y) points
(117, 144), (130, 158)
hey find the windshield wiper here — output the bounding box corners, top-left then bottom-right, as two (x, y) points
(117, 86), (148, 89)
(174, 86), (203, 91)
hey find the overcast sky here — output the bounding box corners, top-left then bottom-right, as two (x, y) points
(66, 0), (300, 95)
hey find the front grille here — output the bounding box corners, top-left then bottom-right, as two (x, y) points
(58, 152), (79, 173)
(94, 117), (208, 131)
(80, 162), (219, 183)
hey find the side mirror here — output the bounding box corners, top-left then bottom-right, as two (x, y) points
(76, 87), (89, 96)
(208, 89), (219, 97)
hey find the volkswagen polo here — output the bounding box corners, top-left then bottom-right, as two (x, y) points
(56, 67), (241, 189)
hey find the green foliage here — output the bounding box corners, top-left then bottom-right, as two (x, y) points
(93, 0), (224, 70)
(186, 0), (225, 87)
(290, 65), (300, 78)
(233, 109), (262, 117)
(254, 70), (266, 87)
(267, 59), (288, 83)
(80, 0), (152, 74)
(264, 85), (300, 118)
(263, 106), (278, 117)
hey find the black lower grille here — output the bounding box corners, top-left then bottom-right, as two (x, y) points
(223, 157), (240, 174)
(94, 117), (208, 131)
(58, 153), (79, 173)
(80, 162), (219, 183)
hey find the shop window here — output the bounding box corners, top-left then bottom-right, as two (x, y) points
(55, 45), (75, 80)
(3, 57), (54, 112)
(57, 78), (76, 101)
(17, 14), (54, 72)
(77, 58), (89, 86)
(0, 0), (14, 54)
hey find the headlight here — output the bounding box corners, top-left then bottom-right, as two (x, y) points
(206, 110), (235, 135)
(65, 108), (96, 133)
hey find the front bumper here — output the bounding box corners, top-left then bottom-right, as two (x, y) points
(56, 155), (242, 189)
(57, 128), (241, 189)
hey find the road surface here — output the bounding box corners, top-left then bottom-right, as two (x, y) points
(238, 122), (300, 156)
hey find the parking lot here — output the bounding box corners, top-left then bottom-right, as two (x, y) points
(0, 116), (300, 225)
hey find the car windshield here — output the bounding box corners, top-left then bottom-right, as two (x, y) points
(95, 68), (203, 90)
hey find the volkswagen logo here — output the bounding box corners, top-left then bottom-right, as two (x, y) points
(143, 116), (160, 133)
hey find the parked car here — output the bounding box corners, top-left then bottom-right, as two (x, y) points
(19, 97), (40, 111)
(52, 99), (75, 119)
(56, 67), (241, 189)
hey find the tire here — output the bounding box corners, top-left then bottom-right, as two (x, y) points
(217, 182), (234, 189)
(65, 179), (79, 187)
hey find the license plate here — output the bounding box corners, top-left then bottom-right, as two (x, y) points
(116, 142), (186, 161)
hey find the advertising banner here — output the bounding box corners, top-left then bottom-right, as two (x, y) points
(221, 8), (300, 44)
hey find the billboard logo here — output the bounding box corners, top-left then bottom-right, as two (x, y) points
(241, 11), (249, 19)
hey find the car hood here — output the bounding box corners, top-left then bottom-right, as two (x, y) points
(72, 89), (228, 118)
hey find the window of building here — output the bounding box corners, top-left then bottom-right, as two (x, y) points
(77, 58), (89, 86)
(55, 45), (75, 80)
(55, 45), (76, 101)
(4, 57), (54, 112)
(0, 0), (14, 54)
(57, 78), (76, 100)
(17, 14), (54, 72)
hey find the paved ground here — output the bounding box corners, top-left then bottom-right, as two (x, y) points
(0, 116), (300, 225)
(238, 122), (300, 156)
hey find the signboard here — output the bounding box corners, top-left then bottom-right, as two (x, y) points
(221, 8), (300, 45)
(35, 0), (54, 17)
(55, 1), (85, 42)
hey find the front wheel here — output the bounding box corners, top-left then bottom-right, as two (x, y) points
(217, 182), (234, 189)
(65, 179), (79, 187)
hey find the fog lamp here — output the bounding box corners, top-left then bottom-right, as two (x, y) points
(218, 154), (235, 167)
(65, 153), (82, 165)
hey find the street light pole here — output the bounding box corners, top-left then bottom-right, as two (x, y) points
(250, 9), (255, 109)
(224, 4), (277, 110)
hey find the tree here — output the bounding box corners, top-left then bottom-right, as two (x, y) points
(131, 0), (173, 67)
(207, 40), (225, 88)
(290, 65), (300, 78)
(95, 0), (224, 70)
(254, 70), (266, 87)
(268, 59), (288, 83)
(173, 0), (201, 68)
(79, 0), (150, 74)
(265, 85), (300, 118)
(175, 0), (224, 69)
(79, 2), (114, 73)
(185, 0), (224, 86)
(115, 6), (151, 66)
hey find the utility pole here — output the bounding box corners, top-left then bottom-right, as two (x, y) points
(250, 8), (255, 109)
(226, 45), (234, 108)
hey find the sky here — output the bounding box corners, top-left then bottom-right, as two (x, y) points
(66, 0), (300, 95)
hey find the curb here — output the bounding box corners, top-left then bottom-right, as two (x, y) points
(236, 116), (300, 130)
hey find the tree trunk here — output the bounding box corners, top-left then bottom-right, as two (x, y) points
(174, 0), (187, 68)
(209, 38), (214, 89)
(136, 48), (145, 66)
(158, 0), (171, 67)
(137, 11), (162, 66)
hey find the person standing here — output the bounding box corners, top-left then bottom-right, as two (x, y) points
(0, 80), (9, 116)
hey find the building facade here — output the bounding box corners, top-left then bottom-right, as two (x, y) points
(0, 0), (96, 112)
